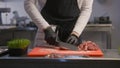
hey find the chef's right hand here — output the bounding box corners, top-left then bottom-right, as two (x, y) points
(43, 26), (58, 45)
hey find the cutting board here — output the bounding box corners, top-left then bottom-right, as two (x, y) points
(27, 47), (104, 57)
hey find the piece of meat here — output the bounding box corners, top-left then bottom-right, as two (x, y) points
(78, 41), (99, 51)
(46, 53), (64, 58)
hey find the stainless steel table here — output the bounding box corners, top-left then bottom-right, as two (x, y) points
(0, 25), (16, 31)
(0, 48), (120, 68)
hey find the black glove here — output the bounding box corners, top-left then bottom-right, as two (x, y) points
(44, 27), (58, 45)
(66, 34), (79, 45)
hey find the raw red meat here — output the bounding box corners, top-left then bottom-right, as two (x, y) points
(78, 41), (99, 51)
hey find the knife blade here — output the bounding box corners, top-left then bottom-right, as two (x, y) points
(56, 41), (78, 50)
(54, 35), (78, 50)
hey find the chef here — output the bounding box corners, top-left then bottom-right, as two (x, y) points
(24, 0), (94, 46)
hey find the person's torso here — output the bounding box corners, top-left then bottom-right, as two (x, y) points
(41, 0), (81, 25)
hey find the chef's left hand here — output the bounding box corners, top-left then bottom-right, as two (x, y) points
(66, 34), (79, 45)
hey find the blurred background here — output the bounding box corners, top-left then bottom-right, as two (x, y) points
(0, 0), (120, 49)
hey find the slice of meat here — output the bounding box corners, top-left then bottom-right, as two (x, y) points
(46, 53), (64, 58)
(78, 41), (99, 51)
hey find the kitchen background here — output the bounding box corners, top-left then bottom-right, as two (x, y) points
(0, 0), (120, 49)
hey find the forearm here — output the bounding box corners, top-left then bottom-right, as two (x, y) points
(72, 0), (94, 37)
(24, 0), (50, 29)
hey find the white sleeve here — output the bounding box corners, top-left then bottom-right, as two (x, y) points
(72, 0), (94, 37)
(24, 0), (50, 29)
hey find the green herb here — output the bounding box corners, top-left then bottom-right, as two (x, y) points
(7, 39), (31, 49)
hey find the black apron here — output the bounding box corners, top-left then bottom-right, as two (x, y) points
(41, 0), (82, 45)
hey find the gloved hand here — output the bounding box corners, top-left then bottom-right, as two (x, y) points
(44, 27), (58, 45)
(66, 34), (79, 45)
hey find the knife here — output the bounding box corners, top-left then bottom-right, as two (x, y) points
(55, 36), (78, 50)
(56, 41), (78, 50)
